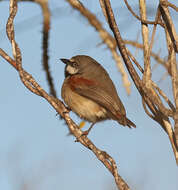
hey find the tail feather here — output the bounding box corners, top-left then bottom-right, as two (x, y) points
(115, 112), (136, 128)
(126, 118), (136, 128)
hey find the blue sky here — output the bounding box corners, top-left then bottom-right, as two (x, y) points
(0, 0), (178, 189)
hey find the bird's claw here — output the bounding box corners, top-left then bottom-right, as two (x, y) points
(74, 125), (93, 142)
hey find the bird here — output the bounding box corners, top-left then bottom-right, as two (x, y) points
(61, 55), (136, 134)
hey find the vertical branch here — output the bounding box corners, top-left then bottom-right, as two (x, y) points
(35, 0), (57, 97)
(169, 34), (178, 152)
(149, 7), (161, 54)
(139, 0), (151, 88)
(160, 0), (178, 156)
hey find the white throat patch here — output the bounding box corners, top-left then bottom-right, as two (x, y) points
(66, 65), (78, 75)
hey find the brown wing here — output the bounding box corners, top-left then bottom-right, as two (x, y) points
(68, 76), (127, 123)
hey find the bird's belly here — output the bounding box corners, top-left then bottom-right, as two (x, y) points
(62, 84), (107, 123)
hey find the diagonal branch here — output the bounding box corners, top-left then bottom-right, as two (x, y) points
(160, 0), (178, 52)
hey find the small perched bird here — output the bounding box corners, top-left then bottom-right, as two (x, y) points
(61, 55), (136, 133)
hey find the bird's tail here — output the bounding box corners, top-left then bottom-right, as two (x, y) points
(126, 117), (136, 128)
(115, 112), (136, 128)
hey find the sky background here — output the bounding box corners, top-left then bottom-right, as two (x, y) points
(0, 0), (178, 189)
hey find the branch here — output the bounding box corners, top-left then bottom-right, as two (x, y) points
(160, 0), (178, 52)
(160, 0), (178, 159)
(124, 39), (177, 76)
(139, 0), (151, 88)
(160, 0), (178, 12)
(36, 0), (57, 97)
(123, 0), (164, 27)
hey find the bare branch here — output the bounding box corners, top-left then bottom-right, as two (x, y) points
(160, 0), (178, 52)
(148, 7), (161, 54)
(163, 119), (178, 164)
(151, 81), (175, 111)
(123, 0), (164, 27)
(160, 0), (178, 12)
(36, 0), (57, 97)
(139, 0), (151, 88)
(160, 0), (178, 154)
(124, 40), (168, 68)
(0, 48), (17, 69)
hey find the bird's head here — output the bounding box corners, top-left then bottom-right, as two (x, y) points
(60, 55), (102, 78)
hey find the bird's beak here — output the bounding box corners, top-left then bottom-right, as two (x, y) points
(60, 58), (70, 65)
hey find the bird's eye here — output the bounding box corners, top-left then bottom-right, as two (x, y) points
(71, 62), (78, 67)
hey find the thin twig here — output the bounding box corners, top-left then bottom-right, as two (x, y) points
(123, 0), (164, 27)
(148, 7), (161, 55)
(160, 0), (178, 12)
(124, 40), (168, 68)
(0, 48), (17, 69)
(160, 0), (178, 52)
(36, 0), (57, 97)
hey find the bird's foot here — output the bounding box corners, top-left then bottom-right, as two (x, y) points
(79, 123), (95, 137)
(75, 123), (95, 142)
(82, 126), (93, 136)
(74, 129), (91, 142)
(64, 106), (71, 113)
